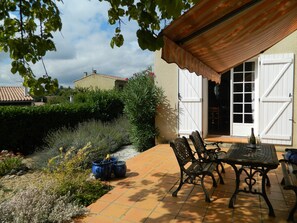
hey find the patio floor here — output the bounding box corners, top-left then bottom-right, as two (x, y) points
(77, 144), (295, 223)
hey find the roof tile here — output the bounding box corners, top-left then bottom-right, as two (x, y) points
(0, 86), (33, 102)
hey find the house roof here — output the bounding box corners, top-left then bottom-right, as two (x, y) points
(74, 73), (128, 83)
(0, 86), (33, 103)
(161, 0), (297, 83)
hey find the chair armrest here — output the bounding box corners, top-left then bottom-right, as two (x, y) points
(204, 149), (219, 160)
(205, 142), (222, 152)
(285, 148), (297, 152)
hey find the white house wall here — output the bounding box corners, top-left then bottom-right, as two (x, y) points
(154, 31), (297, 148)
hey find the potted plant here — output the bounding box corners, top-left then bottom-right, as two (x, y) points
(92, 154), (118, 180)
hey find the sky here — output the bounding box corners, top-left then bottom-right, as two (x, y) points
(0, 0), (154, 87)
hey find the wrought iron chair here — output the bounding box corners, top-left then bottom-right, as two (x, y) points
(189, 130), (226, 173)
(170, 137), (221, 202)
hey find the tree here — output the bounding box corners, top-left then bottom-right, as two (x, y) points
(0, 0), (62, 95)
(101, 0), (198, 51)
(0, 0), (197, 94)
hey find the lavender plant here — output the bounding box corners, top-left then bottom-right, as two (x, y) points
(0, 185), (87, 223)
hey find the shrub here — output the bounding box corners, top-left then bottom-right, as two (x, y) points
(46, 144), (110, 206)
(0, 185), (88, 223)
(51, 171), (109, 206)
(0, 89), (124, 154)
(47, 143), (96, 172)
(31, 116), (130, 170)
(122, 68), (163, 151)
(0, 151), (24, 176)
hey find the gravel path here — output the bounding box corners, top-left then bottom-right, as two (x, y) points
(111, 145), (140, 161)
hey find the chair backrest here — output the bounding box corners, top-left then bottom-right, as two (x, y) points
(189, 130), (206, 159)
(170, 137), (196, 167)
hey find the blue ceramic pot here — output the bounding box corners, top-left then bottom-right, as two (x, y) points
(92, 157), (118, 180)
(113, 161), (127, 178)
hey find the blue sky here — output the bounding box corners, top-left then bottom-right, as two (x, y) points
(0, 0), (154, 87)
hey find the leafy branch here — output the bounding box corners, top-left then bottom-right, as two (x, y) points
(99, 0), (198, 51)
(0, 0), (62, 95)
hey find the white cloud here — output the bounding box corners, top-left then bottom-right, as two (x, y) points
(0, 0), (153, 87)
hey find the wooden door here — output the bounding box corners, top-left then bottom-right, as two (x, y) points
(178, 69), (203, 136)
(258, 53), (294, 145)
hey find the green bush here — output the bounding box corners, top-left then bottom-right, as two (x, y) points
(122, 68), (163, 151)
(45, 142), (110, 206)
(0, 152), (24, 176)
(0, 89), (124, 154)
(52, 171), (109, 206)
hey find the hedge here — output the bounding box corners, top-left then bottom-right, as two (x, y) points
(0, 98), (123, 154)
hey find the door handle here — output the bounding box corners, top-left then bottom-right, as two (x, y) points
(178, 93), (182, 100)
(289, 118), (295, 123)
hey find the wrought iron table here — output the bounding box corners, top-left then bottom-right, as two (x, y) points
(222, 143), (279, 216)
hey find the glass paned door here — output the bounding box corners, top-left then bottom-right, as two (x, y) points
(231, 62), (255, 136)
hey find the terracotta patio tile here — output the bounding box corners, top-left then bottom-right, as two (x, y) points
(120, 207), (152, 222)
(98, 191), (123, 202)
(162, 193), (189, 203)
(261, 209), (289, 223)
(203, 208), (233, 223)
(133, 197), (160, 210)
(185, 192), (207, 204)
(99, 203), (130, 218)
(76, 214), (116, 223)
(87, 200), (110, 214)
(233, 207), (262, 222)
(171, 216), (202, 223)
(177, 203), (207, 220)
(267, 191), (286, 201)
(233, 195), (261, 208)
(113, 194), (139, 207)
(78, 145), (295, 222)
(260, 198), (288, 212)
(146, 211), (176, 222)
(153, 201), (184, 215)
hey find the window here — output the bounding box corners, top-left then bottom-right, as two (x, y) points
(232, 62), (255, 124)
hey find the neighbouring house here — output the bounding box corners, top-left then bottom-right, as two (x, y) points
(155, 29), (297, 148)
(74, 71), (127, 90)
(0, 86), (33, 106)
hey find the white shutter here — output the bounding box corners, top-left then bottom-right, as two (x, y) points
(258, 53), (294, 145)
(178, 69), (203, 136)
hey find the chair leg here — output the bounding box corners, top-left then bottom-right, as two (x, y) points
(209, 172), (217, 188)
(201, 175), (211, 202)
(287, 189), (297, 222)
(265, 175), (271, 187)
(216, 164), (224, 185)
(220, 162), (225, 173)
(172, 170), (184, 197)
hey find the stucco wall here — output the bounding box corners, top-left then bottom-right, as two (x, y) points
(74, 74), (116, 90)
(154, 50), (179, 143)
(263, 31), (297, 148)
(155, 30), (297, 146)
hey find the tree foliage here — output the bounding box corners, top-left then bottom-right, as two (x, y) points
(101, 0), (198, 51)
(0, 0), (197, 93)
(0, 0), (62, 95)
